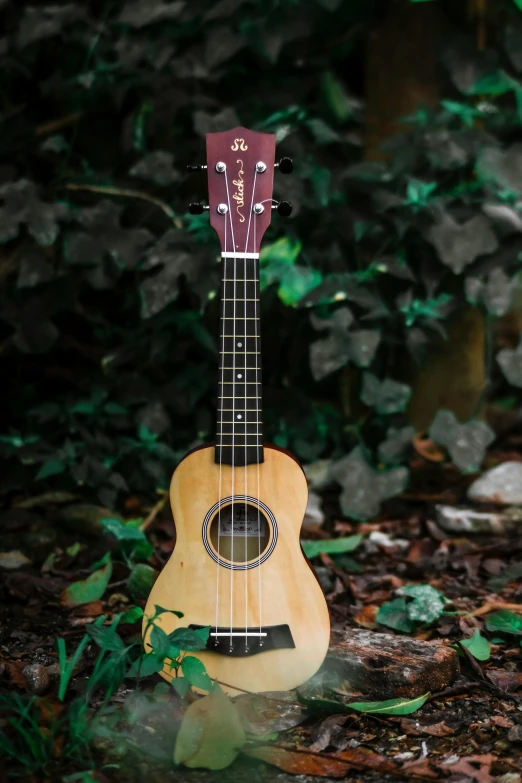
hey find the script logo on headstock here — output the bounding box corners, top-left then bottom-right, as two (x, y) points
(231, 138), (248, 151)
(233, 159), (245, 223)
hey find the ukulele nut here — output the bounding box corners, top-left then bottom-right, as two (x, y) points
(253, 203), (264, 214)
(255, 161), (267, 173)
(217, 203), (228, 215)
(215, 161), (226, 173)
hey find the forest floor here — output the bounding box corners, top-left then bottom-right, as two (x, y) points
(1, 431), (522, 783)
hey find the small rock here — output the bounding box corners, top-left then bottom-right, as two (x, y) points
(368, 531), (409, 550)
(22, 663), (50, 694)
(508, 724), (522, 743)
(302, 491), (324, 530)
(435, 504), (522, 535)
(468, 461), (522, 505)
(0, 550), (32, 570)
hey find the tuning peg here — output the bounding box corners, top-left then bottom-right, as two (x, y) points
(276, 200), (293, 217)
(188, 202), (209, 215)
(276, 157), (293, 174)
(186, 164), (208, 173)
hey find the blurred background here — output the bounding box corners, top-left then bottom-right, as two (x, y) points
(1, 0), (521, 523)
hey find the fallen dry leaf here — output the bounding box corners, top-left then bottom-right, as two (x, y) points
(490, 715), (514, 729)
(487, 670), (522, 692)
(244, 744), (399, 778)
(413, 433), (445, 462)
(401, 718), (456, 737)
(440, 753), (497, 783)
(354, 604), (378, 629)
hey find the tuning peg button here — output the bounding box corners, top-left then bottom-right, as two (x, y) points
(277, 157), (293, 174)
(186, 164), (208, 173)
(188, 202), (208, 215)
(276, 200), (293, 217)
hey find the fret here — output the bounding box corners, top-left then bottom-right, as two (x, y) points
(216, 255), (263, 466)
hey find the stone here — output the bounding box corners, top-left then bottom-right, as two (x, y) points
(22, 663), (50, 694)
(435, 504), (522, 535)
(508, 724), (522, 743)
(468, 461), (522, 506)
(0, 550), (31, 570)
(322, 628), (459, 700)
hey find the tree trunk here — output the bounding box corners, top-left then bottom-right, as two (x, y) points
(364, 0), (486, 429)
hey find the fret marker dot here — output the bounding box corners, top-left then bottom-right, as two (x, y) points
(237, 342), (242, 347)
(237, 373), (242, 379)
(237, 414), (242, 420)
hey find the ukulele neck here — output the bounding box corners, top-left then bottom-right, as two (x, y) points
(215, 252), (264, 466)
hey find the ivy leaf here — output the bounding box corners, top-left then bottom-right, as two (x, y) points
(127, 563), (157, 599)
(301, 534), (362, 559)
(36, 459), (66, 481)
(118, 0), (185, 27)
(174, 683), (245, 769)
(361, 373), (411, 414)
(429, 410), (495, 473)
(347, 693), (429, 715)
(377, 598), (414, 633)
(426, 213), (498, 274)
(405, 179), (437, 208)
(459, 630), (491, 661)
(465, 269), (517, 317)
(497, 335), (522, 387)
(150, 625), (171, 658)
(122, 605), (144, 624)
(309, 309), (380, 381)
(485, 610), (522, 636)
(17, 4), (86, 48)
(378, 427), (415, 466)
(62, 557), (112, 606)
(65, 201), (153, 270)
(181, 656), (212, 691)
(172, 677), (190, 698)
(0, 180), (68, 246)
(331, 447), (408, 521)
(130, 151), (181, 186)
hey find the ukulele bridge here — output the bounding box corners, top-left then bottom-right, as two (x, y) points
(189, 623), (295, 657)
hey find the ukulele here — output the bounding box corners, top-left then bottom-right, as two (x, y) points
(143, 126), (330, 694)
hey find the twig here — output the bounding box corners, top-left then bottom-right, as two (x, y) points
(140, 493), (168, 532)
(428, 681), (481, 702)
(66, 183), (182, 228)
(36, 111), (83, 136)
(216, 680), (297, 704)
(470, 601), (522, 617)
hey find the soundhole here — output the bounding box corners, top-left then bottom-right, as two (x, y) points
(209, 501), (270, 565)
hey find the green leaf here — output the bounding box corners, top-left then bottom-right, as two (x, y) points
(401, 584), (447, 624)
(181, 656), (212, 691)
(150, 625), (171, 658)
(486, 610), (522, 636)
(405, 179), (437, 208)
(347, 693), (429, 715)
(174, 683), (245, 769)
(126, 563), (157, 599)
(377, 598), (414, 633)
(122, 605), (144, 624)
(459, 630), (491, 661)
(168, 626), (210, 652)
(101, 517), (146, 541)
(85, 618), (126, 652)
(497, 335), (522, 388)
(36, 459), (66, 481)
(321, 71), (354, 122)
(127, 653), (165, 678)
(514, 0), (522, 11)
(62, 557), (112, 607)
(301, 535), (362, 559)
(172, 677), (190, 698)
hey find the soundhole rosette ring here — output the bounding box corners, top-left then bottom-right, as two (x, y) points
(202, 495), (277, 571)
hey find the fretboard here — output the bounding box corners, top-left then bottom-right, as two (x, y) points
(215, 255), (264, 466)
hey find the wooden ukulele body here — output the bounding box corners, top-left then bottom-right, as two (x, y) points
(143, 444), (330, 694)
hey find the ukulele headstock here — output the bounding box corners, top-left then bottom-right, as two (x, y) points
(204, 127), (276, 256)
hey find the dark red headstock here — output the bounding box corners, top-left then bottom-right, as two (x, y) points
(206, 127), (276, 256)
